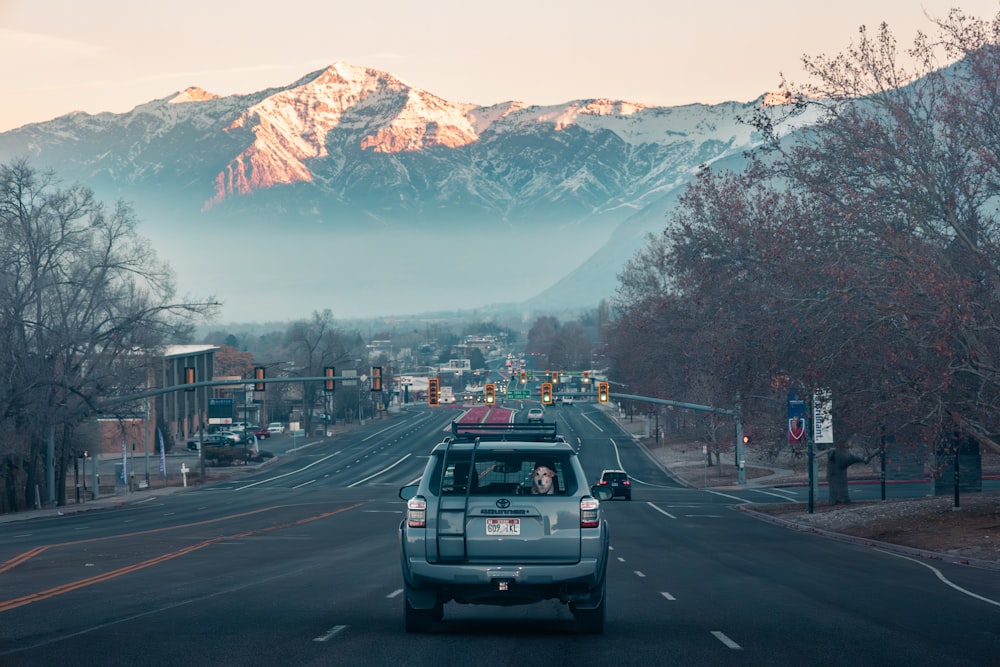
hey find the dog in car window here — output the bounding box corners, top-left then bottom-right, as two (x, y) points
(530, 464), (557, 495)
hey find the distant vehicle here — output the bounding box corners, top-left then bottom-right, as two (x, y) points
(250, 426), (270, 439)
(526, 408), (544, 423)
(561, 396), (574, 406)
(598, 469), (632, 500)
(267, 422), (285, 435)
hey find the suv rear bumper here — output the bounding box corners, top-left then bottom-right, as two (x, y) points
(403, 558), (607, 607)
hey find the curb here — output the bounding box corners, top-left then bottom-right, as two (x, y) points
(736, 505), (1000, 572)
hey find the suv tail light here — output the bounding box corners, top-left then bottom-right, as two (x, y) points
(407, 496), (427, 528)
(580, 497), (601, 528)
(622, 479), (630, 486)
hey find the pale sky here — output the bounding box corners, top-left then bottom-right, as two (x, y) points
(2, 1), (1000, 133)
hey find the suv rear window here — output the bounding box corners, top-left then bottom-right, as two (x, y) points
(430, 454), (579, 496)
(602, 472), (628, 483)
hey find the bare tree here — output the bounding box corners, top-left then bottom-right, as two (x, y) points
(756, 9), (1000, 454)
(0, 159), (216, 511)
(283, 309), (357, 434)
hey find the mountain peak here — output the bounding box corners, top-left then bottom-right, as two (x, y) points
(169, 86), (220, 104)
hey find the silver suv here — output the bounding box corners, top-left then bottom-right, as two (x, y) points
(398, 422), (613, 633)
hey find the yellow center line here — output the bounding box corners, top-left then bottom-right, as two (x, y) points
(0, 502), (364, 613)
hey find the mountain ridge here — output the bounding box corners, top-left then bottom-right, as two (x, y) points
(0, 62), (785, 322)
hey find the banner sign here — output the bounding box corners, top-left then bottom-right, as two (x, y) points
(787, 392), (807, 444)
(812, 389), (834, 444)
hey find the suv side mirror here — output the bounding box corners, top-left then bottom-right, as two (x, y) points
(399, 484), (419, 501)
(591, 486), (613, 501)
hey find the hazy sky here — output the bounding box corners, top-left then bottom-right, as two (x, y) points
(3, 1), (1000, 133)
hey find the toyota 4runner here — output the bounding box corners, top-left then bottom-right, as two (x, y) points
(398, 422), (613, 633)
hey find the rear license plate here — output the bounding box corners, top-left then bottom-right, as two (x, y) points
(486, 518), (520, 535)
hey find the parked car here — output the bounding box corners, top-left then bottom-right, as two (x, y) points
(250, 426), (270, 439)
(267, 422), (285, 435)
(187, 434), (231, 450)
(526, 407), (544, 423)
(598, 469), (632, 500)
(398, 422), (614, 633)
(215, 430), (245, 444)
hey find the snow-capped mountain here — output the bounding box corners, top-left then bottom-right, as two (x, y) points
(0, 62), (777, 321)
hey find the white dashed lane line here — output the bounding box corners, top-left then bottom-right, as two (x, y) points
(711, 631), (743, 650)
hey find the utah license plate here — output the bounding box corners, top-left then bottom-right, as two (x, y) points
(486, 518), (520, 535)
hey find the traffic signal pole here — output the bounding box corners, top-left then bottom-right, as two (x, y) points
(612, 392), (745, 484)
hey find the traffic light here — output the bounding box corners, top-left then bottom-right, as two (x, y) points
(371, 366), (382, 392)
(184, 366), (195, 391)
(324, 366), (335, 392)
(597, 381), (609, 403)
(254, 366), (266, 391)
(520, 371), (527, 384)
(428, 377), (440, 406)
(484, 383), (496, 405)
(541, 382), (553, 405)
(582, 370), (590, 384)
(742, 434), (751, 445)
(551, 372), (559, 384)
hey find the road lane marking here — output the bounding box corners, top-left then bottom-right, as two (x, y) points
(646, 502), (677, 519)
(661, 592), (676, 600)
(877, 549), (1000, 607)
(751, 489), (799, 500)
(313, 625), (348, 642)
(0, 503), (364, 612)
(711, 631), (742, 649)
(634, 571), (646, 578)
(387, 589), (403, 598)
(347, 453), (412, 487)
(704, 489), (748, 503)
(234, 451), (342, 489)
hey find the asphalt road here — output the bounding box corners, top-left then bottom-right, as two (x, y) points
(2, 404), (998, 666)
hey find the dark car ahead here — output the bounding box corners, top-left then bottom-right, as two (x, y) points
(598, 469), (632, 500)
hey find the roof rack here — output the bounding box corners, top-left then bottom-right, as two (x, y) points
(449, 421), (561, 442)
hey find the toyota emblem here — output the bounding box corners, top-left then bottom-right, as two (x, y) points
(496, 498), (511, 509)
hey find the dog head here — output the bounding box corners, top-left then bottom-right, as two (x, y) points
(531, 465), (557, 495)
